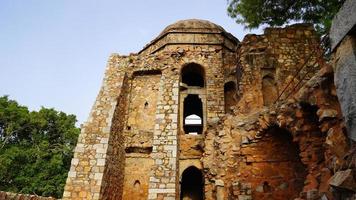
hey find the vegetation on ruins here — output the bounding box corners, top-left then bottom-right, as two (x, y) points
(227, 0), (345, 35)
(0, 96), (80, 198)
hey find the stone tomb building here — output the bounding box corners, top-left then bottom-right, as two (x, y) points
(63, 19), (356, 200)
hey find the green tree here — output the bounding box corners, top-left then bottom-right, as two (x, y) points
(0, 96), (80, 198)
(227, 0), (345, 35)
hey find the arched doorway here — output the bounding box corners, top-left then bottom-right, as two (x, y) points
(180, 166), (204, 200)
(183, 94), (203, 134)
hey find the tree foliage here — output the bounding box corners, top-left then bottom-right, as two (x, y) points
(227, 0), (345, 35)
(0, 96), (80, 198)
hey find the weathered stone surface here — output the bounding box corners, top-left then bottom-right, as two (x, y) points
(332, 35), (356, 141)
(60, 18), (356, 200)
(329, 169), (356, 192)
(330, 0), (356, 51)
(317, 108), (338, 121)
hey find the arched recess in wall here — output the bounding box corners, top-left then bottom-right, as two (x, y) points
(262, 75), (278, 106)
(181, 63), (205, 87)
(224, 81), (238, 113)
(244, 125), (307, 199)
(180, 166), (204, 200)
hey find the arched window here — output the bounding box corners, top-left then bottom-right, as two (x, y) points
(183, 95), (203, 134)
(181, 63), (205, 87)
(180, 166), (204, 200)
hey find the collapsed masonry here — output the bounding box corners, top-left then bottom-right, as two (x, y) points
(63, 19), (356, 200)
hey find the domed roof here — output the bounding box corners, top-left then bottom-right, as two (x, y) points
(160, 19), (226, 34)
(139, 19), (239, 55)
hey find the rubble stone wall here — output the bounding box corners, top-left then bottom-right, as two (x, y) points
(202, 63), (355, 199)
(236, 24), (321, 114)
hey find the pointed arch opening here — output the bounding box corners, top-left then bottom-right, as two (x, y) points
(183, 95), (203, 135)
(180, 166), (204, 200)
(181, 63), (205, 87)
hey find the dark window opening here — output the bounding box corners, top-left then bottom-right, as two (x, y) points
(125, 146), (152, 154)
(299, 102), (319, 124)
(181, 63), (205, 87)
(224, 81), (237, 113)
(184, 95), (203, 134)
(134, 180), (140, 188)
(180, 166), (204, 200)
(132, 69), (162, 77)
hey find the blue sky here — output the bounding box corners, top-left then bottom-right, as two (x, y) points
(0, 0), (262, 125)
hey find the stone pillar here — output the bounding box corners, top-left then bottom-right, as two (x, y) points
(63, 55), (127, 200)
(148, 71), (179, 200)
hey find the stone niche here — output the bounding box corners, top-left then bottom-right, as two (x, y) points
(125, 72), (161, 149)
(122, 156), (154, 200)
